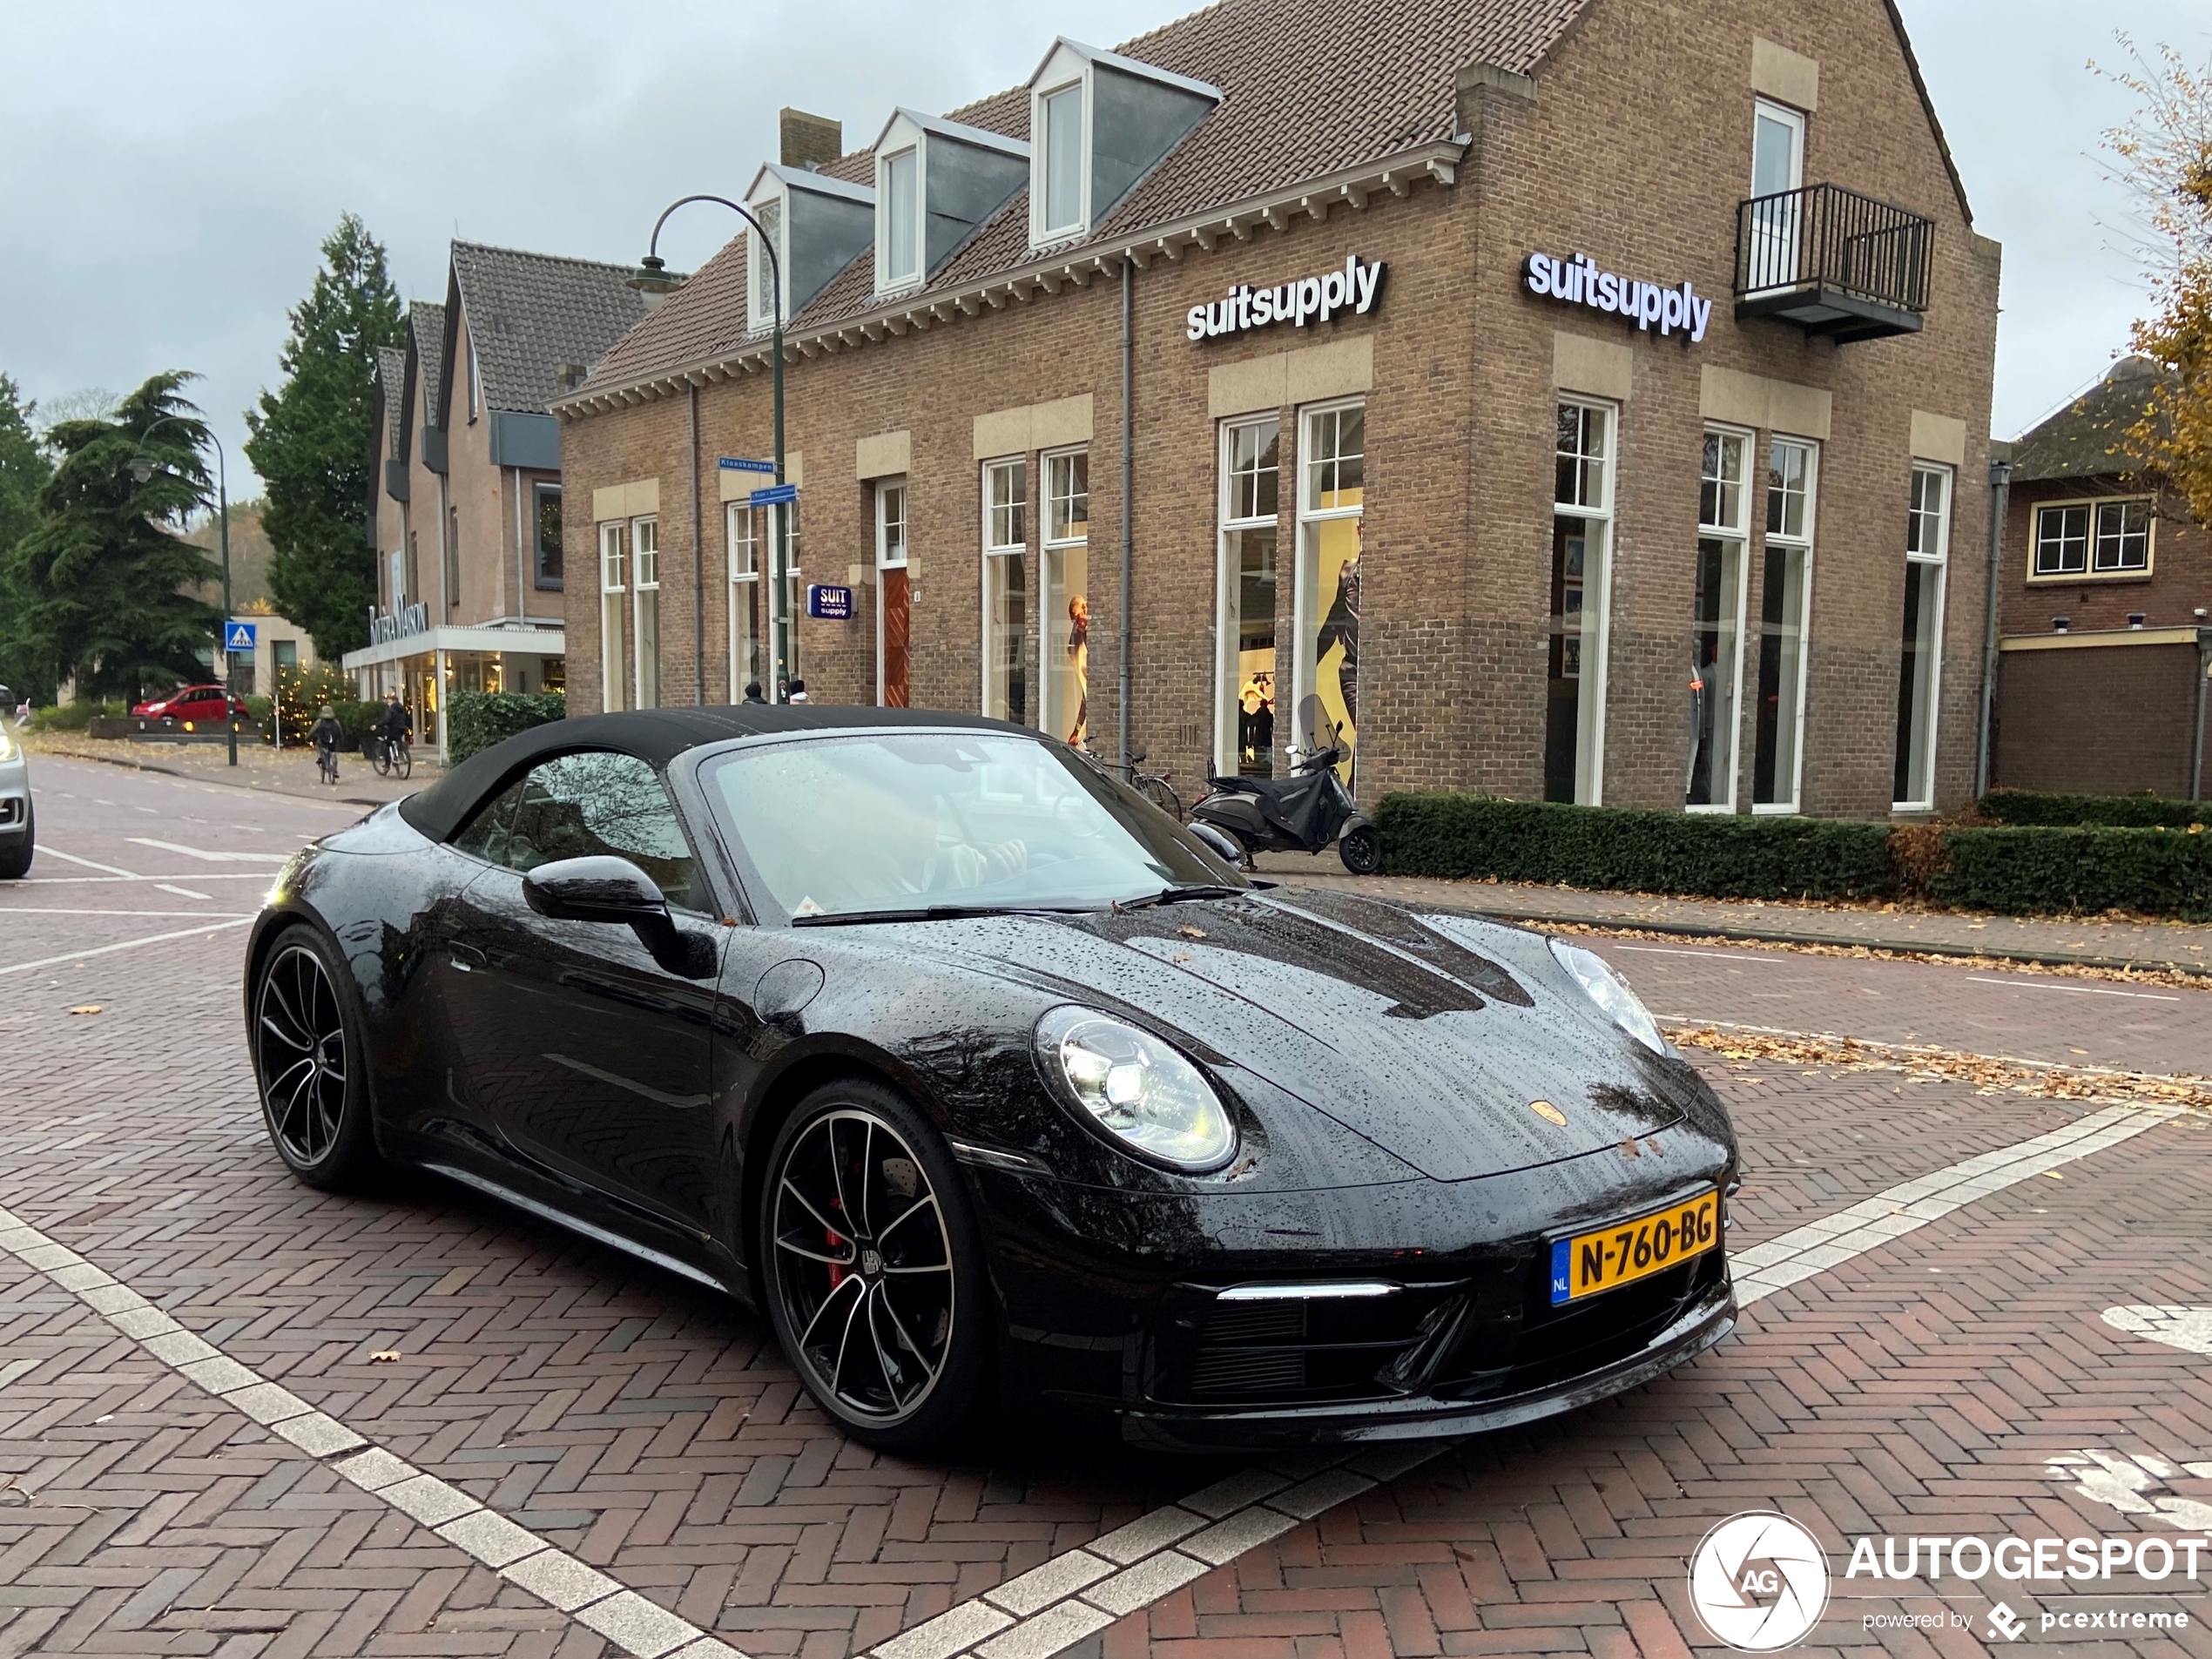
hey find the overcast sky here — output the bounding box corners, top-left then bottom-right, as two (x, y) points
(4, 0), (2206, 501)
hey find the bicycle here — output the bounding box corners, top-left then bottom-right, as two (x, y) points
(368, 733), (413, 780)
(316, 745), (339, 786)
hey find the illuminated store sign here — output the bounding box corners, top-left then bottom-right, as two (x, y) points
(1186, 254), (1386, 341)
(1524, 252), (1714, 343)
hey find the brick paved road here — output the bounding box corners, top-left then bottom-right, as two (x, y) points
(4, 765), (2210, 1656)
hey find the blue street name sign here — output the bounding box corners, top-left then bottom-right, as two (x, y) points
(807, 584), (853, 621)
(750, 482), (799, 507)
(718, 456), (777, 474)
(224, 622), (257, 651)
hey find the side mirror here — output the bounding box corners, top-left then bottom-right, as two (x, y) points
(1185, 821), (1244, 867)
(523, 855), (717, 978)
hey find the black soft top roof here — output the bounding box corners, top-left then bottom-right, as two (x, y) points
(398, 704), (1028, 843)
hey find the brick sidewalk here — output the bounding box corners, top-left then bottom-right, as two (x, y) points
(4, 906), (2209, 1655)
(1252, 856), (2212, 977)
(24, 734), (435, 808)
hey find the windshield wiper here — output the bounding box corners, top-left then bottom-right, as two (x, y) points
(1111, 884), (1247, 914)
(791, 903), (1088, 927)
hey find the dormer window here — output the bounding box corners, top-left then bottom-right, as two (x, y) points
(749, 193), (785, 332)
(1040, 82), (1084, 238)
(1025, 39), (1218, 251)
(881, 148), (919, 287)
(746, 164), (875, 329)
(869, 111), (1028, 300)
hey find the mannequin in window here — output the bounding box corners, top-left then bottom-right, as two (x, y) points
(1064, 595), (1089, 747)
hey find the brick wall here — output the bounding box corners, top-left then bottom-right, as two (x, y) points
(2000, 478), (2211, 637)
(558, 0), (2000, 818)
(1993, 640), (2202, 798)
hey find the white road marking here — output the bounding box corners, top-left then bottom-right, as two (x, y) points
(0, 919), (253, 976)
(0, 908), (255, 919)
(1612, 944), (1755, 961)
(16, 872), (276, 885)
(1730, 1103), (2187, 1305)
(37, 846), (139, 877)
(1965, 974), (2182, 1002)
(2047, 1449), (2212, 1532)
(155, 883), (214, 900)
(126, 838), (292, 863)
(2102, 1305), (2212, 1357)
(0, 1202), (748, 1659)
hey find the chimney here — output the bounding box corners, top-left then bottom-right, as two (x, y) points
(556, 362), (587, 393)
(779, 108), (842, 172)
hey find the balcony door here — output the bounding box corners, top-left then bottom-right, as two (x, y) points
(1747, 99), (1805, 292)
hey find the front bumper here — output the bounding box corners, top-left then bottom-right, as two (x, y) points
(0, 753), (28, 844)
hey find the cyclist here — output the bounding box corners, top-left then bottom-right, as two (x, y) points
(312, 705), (343, 785)
(378, 691), (413, 770)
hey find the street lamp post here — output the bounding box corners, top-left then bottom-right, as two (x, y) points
(130, 419), (237, 766)
(628, 196), (788, 700)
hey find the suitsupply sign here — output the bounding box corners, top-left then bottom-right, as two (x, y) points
(1524, 251), (1715, 343)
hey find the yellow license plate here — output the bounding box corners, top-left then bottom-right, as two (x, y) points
(1550, 1190), (1720, 1305)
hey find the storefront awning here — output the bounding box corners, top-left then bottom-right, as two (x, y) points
(341, 624), (566, 672)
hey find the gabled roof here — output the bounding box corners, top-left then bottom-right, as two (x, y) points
(373, 347), (407, 461)
(870, 106), (1030, 158)
(398, 301), (445, 462)
(581, 0), (1589, 397)
(2009, 357), (2168, 484)
(746, 163), (879, 206)
(1027, 35), (1222, 101)
(441, 241), (657, 423)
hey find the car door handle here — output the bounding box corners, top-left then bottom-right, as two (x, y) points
(449, 942), (489, 972)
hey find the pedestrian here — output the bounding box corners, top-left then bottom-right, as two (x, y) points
(787, 678), (810, 704)
(742, 681), (767, 705)
(312, 705), (343, 784)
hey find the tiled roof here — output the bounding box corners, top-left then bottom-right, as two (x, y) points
(2010, 357), (2168, 483)
(374, 347), (407, 460)
(583, 0), (1591, 395)
(446, 241), (657, 416)
(408, 301), (447, 434)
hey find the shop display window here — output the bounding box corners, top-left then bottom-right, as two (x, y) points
(1753, 439), (1817, 811)
(1548, 401), (1614, 805)
(1688, 428), (1750, 811)
(1216, 417), (1280, 778)
(1295, 402), (1362, 784)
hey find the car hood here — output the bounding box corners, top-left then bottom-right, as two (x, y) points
(881, 887), (1696, 1184)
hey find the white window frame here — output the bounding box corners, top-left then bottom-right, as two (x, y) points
(1293, 399), (1364, 780)
(1752, 98), (1806, 196)
(1893, 463), (1952, 813)
(2030, 496), (2155, 581)
(1747, 98), (1808, 293)
(631, 516), (659, 711)
(727, 501), (761, 703)
(1551, 397), (1617, 806)
(1031, 77), (1089, 245)
(747, 189), (787, 333)
(874, 478), (908, 707)
(598, 520), (628, 713)
(981, 457), (1028, 722)
(877, 145), (922, 293)
(1040, 446), (1090, 746)
(1688, 424), (1754, 814)
(1216, 415), (1281, 779)
(1752, 436), (1818, 815)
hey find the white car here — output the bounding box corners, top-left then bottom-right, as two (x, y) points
(0, 722), (30, 878)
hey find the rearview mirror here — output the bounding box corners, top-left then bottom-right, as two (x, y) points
(523, 855), (717, 978)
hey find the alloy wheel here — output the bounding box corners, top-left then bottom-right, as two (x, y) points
(255, 943), (349, 1166)
(770, 1108), (956, 1424)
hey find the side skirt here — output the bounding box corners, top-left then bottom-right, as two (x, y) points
(423, 1162), (732, 1297)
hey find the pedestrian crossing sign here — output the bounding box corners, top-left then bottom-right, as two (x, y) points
(225, 622), (256, 651)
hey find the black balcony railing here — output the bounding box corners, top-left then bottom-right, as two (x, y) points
(1733, 182), (1933, 342)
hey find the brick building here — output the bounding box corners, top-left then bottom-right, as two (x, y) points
(1991, 356), (2212, 799)
(352, 243), (654, 758)
(555, 0), (2001, 817)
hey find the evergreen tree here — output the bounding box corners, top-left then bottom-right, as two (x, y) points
(0, 374), (57, 700)
(245, 212), (406, 658)
(2, 373), (219, 705)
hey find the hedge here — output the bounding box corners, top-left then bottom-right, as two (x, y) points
(1931, 825), (2212, 921)
(1374, 793), (1898, 900)
(1374, 792), (2212, 920)
(29, 700), (125, 733)
(448, 691), (565, 764)
(1978, 788), (2205, 829)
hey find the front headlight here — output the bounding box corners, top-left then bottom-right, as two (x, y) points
(1035, 1006), (1236, 1171)
(1548, 939), (1670, 1055)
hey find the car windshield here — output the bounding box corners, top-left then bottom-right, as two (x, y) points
(702, 730), (1245, 921)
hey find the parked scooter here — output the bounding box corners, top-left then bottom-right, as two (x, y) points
(1190, 695), (1381, 874)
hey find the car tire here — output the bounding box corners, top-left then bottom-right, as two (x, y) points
(250, 927), (382, 1190)
(758, 1078), (991, 1451)
(1339, 825), (1382, 875)
(0, 800), (31, 879)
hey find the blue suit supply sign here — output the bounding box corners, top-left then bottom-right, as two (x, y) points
(806, 584), (853, 621)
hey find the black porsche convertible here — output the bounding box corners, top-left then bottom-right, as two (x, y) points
(243, 706), (1737, 1451)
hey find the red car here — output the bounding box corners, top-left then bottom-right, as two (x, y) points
(132, 685), (246, 727)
